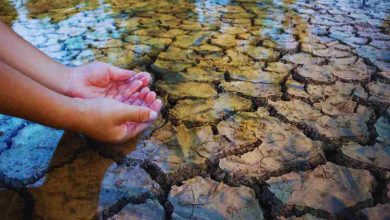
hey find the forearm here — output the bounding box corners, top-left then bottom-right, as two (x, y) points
(0, 20), (71, 94)
(0, 61), (80, 131)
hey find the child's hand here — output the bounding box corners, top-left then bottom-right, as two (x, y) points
(66, 61), (152, 102)
(74, 97), (160, 143)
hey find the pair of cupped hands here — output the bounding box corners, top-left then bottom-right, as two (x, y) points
(66, 61), (162, 143)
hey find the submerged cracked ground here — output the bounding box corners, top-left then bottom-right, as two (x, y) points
(0, 0), (389, 219)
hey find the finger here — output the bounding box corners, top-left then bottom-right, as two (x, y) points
(120, 80), (143, 100)
(125, 92), (140, 104)
(145, 91), (156, 105)
(109, 66), (136, 81)
(150, 99), (163, 112)
(138, 73), (152, 86)
(116, 105), (158, 123)
(130, 72), (150, 80)
(122, 122), (151, 140)
(132, 99), (144, 106)
(139, 87), (150, 100)
(106, 84), (118, 98)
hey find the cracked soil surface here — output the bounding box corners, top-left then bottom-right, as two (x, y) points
(0, 0), (389, 219)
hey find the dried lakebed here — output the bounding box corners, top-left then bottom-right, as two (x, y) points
(0, 0), (389, 219)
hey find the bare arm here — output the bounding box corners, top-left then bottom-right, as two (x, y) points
(0, 61), (77, 129)
(0, 20), (71, 94)
(0, 61), (157, 143)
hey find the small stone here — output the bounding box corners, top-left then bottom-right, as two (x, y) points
(169, 176), (264, 220)
(341, 142), (390, 171)
(265, 163), (375, 218)
(108, 199), (164, 220)
(170, 93), (251, 124)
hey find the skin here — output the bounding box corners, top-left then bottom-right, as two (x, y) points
(0, 20), (162, 143)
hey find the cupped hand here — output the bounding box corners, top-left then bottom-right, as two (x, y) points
(66, 61), (152, 101)
(75, 97), (161, 143)
(123, 87), (163, 136)
(66, 61), (163, 142)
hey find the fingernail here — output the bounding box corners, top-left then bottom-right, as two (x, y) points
(149, 111), (158, 120)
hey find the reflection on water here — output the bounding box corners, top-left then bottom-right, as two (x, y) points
(26, 133), (162, 219)
(0, 0), (389, 219)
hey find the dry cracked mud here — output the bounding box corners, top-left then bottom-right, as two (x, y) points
(0, 0), (389, 219)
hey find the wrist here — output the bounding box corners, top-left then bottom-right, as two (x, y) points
(56, 64), (75, 96)
(63, 97), (87, 133)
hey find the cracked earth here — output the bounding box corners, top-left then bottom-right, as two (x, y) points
(0, 0), (389, 219)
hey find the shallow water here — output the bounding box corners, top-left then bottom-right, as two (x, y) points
(0, 0), (390, 219)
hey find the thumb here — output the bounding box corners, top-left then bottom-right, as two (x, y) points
(109, 66), (136, 81)
(115, 105), (159, 123)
